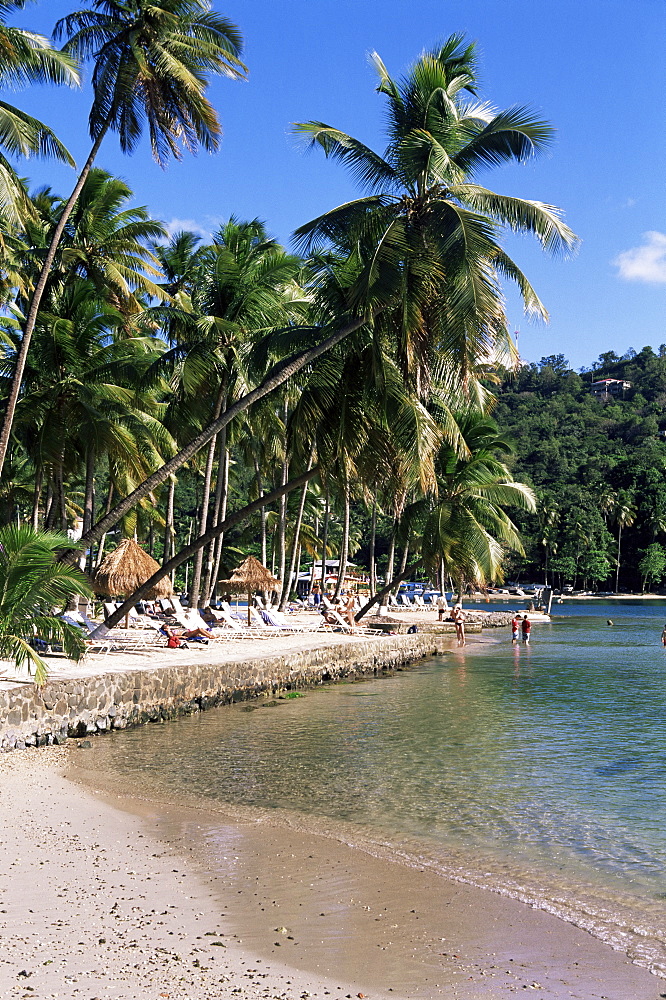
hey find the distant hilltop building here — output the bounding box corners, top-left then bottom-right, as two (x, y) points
(590, 378), (631, 399)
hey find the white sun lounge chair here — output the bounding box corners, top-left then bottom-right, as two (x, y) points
(255, 608), (332, 634)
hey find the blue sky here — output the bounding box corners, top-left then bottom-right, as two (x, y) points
(11, 0), (666, 370)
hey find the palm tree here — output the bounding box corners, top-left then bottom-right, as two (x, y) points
(0, 524), (91, 685)
(421, 413), (535, 596)
(11, 169), (167, 318)
(294, 35), (578, 391)
(0, 0), (245, 480)
(150, 217), (306, 607)
(66, 35), (576, 566)
(0, 2), (79, 224)
(358, 411), (535, 617)
(9, 278), (172, 541)
(613, 495), (636, 593)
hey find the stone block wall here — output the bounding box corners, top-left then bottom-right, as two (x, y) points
(0, 633), (449, 750)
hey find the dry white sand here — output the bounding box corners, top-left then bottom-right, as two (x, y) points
(1, 746), (663, 1000)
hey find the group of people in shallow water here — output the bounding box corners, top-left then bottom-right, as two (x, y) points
(511, 613), (532, 644)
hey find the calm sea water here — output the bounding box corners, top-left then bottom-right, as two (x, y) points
(79, 599), (666, 976)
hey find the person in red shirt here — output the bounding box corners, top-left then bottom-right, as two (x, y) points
(511, 614), (521, 643)
(521, 615), (532, 644)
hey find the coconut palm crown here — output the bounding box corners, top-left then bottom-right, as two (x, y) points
(0, 0), (245, 483)
(294, 35), (579, 389)
(0, 1), (79, 221)
(55, 0), (246, 165)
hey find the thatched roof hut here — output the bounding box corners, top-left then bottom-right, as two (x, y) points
(93, 538), (173, 602)
(218, 555), (280, 624)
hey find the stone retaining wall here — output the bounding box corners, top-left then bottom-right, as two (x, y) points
(0, 633), (449, 750)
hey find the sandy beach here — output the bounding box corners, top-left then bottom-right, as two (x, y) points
(1, 743), (663, 1000)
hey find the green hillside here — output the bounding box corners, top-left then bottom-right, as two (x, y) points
(494, 347), (666, 591)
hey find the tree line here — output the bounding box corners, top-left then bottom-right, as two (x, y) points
(0, 3), (578, 670)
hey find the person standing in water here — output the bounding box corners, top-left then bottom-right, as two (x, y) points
(661, 624), (666, 646)
(522, 614), (532, 644)
(452, 604), (466, 646)
(511, 613), (521, 643)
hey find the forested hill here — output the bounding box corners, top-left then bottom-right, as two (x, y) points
(493, 346), (666, 591)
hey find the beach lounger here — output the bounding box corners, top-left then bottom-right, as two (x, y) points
(322, 609), (378, 636)
(104, 601), (157, 629)
(257, 609), (331, 634)
(215, 606), (271, 639)
(65, 612), (164, 654)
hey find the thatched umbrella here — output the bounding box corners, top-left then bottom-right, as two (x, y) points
(218, 555), (280, 625)
(93, 538), (173, 625)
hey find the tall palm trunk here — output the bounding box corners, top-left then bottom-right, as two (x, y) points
(334, 483), (350, 599)
(65, 315), (368, 564)
(31, 467), (43, 531)
(276, 400), (289, 603)
(0, 124), (111, 480)
(439, 558), (447, 599)
(381, 523), (396, 606)
(82, 449), (95, 536)
(100, 468), (318, 633)
(95, 483), (115, 568)
(615, 525), (623, 594)
(83, 448), (96, 573)
(321, 492), (329, 590)
(205, 436), (230, 605)
(279, 467), (311, 611)
(309, 515), (319, 594)
(253, 455), (267, 566)
(43, 475), (55, 530)
(162, 476), (176, 577)
(189, 387), (225, 607)
(369, 498), (377, 597)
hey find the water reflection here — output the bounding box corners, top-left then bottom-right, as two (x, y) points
(76, 601), (666, 974)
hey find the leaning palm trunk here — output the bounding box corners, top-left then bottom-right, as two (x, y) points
(98, 468), (318, 633)
(62, 316), (369, 566)
(356, 558), (424, 621)
(399, 541), (410, 577)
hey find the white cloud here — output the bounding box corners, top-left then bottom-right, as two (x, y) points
(162, 217), (213, 241)
(614, 231), (666, 284)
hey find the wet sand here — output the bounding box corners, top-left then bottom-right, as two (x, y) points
(1, 747), (662, 1000)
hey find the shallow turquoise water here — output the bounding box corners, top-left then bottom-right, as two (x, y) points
(83, 600), (666, 975)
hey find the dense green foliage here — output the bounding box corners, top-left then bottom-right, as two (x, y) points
(0, 525), (91, 684)
(493, 348), (666, 590)
(0, 16), (577, 642)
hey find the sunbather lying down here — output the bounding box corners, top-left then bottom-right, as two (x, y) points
(160, 624), (212, 645)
